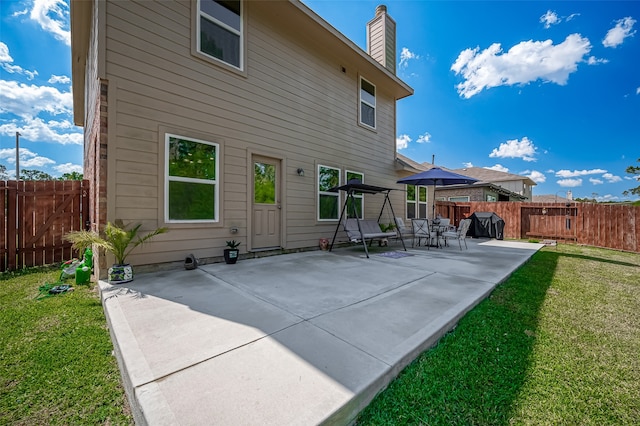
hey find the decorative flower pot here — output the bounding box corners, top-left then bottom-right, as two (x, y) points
(108, 264), (133, 284)
(223, 249), (239, 264)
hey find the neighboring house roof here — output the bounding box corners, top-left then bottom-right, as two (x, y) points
(396, 154), (528, 200)
(70, 0), (414, 126)
(437, 182), (528, 200)
(451, 167), (537, 187)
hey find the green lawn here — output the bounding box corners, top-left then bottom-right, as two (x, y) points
(2, 245), (639, 425)
(0, 267), (133, 425)
(357, 244), (640, 425)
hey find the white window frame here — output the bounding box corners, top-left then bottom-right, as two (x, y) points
(448, 196), (470, 202)
(165, 133), (220, 223)
(345, 170), (364, 219)
(317, 164), (341, 222)
(417, 186), (428, 218)
(359, 77), (376, 129)
(197, 0), (243, 70)
(406, 185), (429, 219)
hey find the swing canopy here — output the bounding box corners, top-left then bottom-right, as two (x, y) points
(329, 180), (395, 195)
(328, 179), (406, 257)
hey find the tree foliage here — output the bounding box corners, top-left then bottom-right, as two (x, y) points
(0, 164), (8, 180)
(623, 158), (640, 197)
(59, 171), (84, 181)
(20, 169), (53, 181)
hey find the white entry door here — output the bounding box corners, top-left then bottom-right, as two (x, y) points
(252, 156), (281, 249)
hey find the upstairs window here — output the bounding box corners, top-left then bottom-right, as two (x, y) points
(359, 77), (376, 129)
(198, 0), (242, 69)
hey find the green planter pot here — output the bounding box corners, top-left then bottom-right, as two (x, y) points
(108, 264), (133, 284)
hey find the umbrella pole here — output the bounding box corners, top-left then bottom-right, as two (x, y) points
(432, 184), (436, 219)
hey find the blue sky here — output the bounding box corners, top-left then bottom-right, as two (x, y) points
(1, 1), (638, 200)
(304, 0), (639, 201)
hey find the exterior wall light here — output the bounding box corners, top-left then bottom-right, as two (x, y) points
(296, 168), (305, 176)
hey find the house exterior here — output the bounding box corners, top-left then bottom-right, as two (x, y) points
(71, 0), (413, 275)
(395, 154), (531, 219)
(394, 153), (439, 219)
(435, 182), (528, 203)
(446, 167), (536, 201)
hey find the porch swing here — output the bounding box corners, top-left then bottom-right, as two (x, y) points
(328, 179), (407, 258)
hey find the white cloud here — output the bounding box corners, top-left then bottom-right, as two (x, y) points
(396, 134), (411, 150)
(555, 168), (607, 177)
(603, 17), (636, 48)
(0, 117), (82, 145)
(0, 80), (73, 118)
(489, 137), (537, 162)
(597, 194), (619, 202)
(485, 164), (509, 172)
(636, 87), (640, 95)
(451, 34), (591, 98)
(589, 178), (604, 185)
(0, 147), (55, 168)
(540, 10), (560, 29)
(30, 0), (71, 46)
(54, 163), (83, 174)
(463, 162), (474, 168)
(566, 13), (580, 22)
(526, 170), (546, 183)
(416, 132), (431, 143)
(0, 42), (38, 79)
(48, 75), (71, 84)
(587, 56), (609, 65)
(557, 178), (583, 187)
(399, 47), (419, 69)
(602, 172), (622, 183)
(0, 42), (11, 62)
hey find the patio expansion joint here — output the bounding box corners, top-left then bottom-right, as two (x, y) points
(134, 320), (307, 389)
(298, 270), (441, 367)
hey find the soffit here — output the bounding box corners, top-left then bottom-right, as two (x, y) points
(254, 1), (413, 100)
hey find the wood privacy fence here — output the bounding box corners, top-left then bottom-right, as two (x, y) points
(436, 201), (640, 252)
(1, 180), (90, 272)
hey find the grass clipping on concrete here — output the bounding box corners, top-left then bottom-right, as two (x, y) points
(358, 244), (640, 425)
(0, 267), (133, 425)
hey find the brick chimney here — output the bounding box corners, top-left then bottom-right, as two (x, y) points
(367, 5), (396, 74)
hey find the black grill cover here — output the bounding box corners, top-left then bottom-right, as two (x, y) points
(468, 212), (505, 240)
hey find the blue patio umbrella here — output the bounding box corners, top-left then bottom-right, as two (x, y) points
(397, 167), (479, 217)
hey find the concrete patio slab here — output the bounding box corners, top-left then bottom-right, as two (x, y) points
(99, 238), (543, 425)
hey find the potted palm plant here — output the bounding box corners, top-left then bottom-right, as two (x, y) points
(224, 240), (241, 264)
(65, 221), (168, 284)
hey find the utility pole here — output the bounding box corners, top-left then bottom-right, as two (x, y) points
(15, 132), (21, 180)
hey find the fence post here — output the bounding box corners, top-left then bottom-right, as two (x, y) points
(7, 181), (17, 271)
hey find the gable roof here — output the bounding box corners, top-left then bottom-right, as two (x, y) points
(71, 0), (414, 126)
(451, 167), (537, 186)
(395, 153), (435, 173)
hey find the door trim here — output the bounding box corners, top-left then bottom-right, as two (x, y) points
(247, 151), (286, 252)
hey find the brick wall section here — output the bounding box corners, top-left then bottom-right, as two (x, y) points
(436, 187), (484, 201)
(83, 79), (109, 278)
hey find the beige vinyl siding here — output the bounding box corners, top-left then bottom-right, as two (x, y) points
(102, 0), (403, 265)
